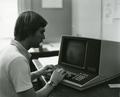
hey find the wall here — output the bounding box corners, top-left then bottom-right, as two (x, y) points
(72, 0), (102, 40)
(102, 0), (120, 42)
(18, 0), (31, 14)
(72, 0), (120, 42)
(31, 0), (72, 42)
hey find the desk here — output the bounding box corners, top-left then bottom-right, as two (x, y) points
(49, 77), (120, 97)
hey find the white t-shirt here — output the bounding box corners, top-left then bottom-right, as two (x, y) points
(0, 40), (33, 97)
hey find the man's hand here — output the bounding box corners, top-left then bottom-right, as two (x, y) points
(39, 65), (55, 76)
(49, 68), (66, 86)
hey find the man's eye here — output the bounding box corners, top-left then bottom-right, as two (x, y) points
(40, 31), (44, 34)
(41, 30), (45, 34)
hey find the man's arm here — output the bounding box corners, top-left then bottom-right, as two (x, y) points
(17, 82), (54, 97)
(31, 65), (55, 81)
(31, 70), (42, 81)
(17, 88), (37, 97)
(18, 68), (66, 97)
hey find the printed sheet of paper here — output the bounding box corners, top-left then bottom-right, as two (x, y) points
(32, 56), (58, 70)
(38, 56), (58, 67)
(108, 84), (120, 88)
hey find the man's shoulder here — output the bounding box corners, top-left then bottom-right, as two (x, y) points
(1, 45), (25, 62)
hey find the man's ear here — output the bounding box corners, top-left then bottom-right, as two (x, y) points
(26, 35), (34, 42)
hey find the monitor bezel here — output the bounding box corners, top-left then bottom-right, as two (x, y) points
(58, 36), (88, 70)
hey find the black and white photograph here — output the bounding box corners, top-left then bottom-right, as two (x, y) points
(0, 0), (120, 97)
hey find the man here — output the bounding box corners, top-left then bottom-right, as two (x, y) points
(0, 11), (66, 97)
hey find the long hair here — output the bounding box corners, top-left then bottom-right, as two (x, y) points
(14, 11), (48, 41)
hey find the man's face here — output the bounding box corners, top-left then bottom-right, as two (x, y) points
(30, 27), (45, 48)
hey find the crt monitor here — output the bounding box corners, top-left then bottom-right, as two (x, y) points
(59, 36), (101, 74)
(58, 36), (120, 91)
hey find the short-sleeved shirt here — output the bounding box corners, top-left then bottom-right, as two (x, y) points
(0, 40), (33, 97)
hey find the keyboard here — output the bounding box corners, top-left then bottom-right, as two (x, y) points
(65, 71), (89, 82)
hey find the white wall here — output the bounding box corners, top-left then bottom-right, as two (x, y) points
(0, 0), (17, 38)
(102, 0), (120, 42)
(72, 0), (120, 42)
(18, 0), (31, 14)
(72, 0), (102, 39)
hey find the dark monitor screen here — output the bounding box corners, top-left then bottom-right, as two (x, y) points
(60, 37), (87, 69)
(59, 36), (101, 74)
(65, 40), (87, 69)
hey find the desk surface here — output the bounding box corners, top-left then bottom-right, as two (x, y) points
(49, 77), (120, 97)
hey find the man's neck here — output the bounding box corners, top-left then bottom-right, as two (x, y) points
(16, 40), (30, 50)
